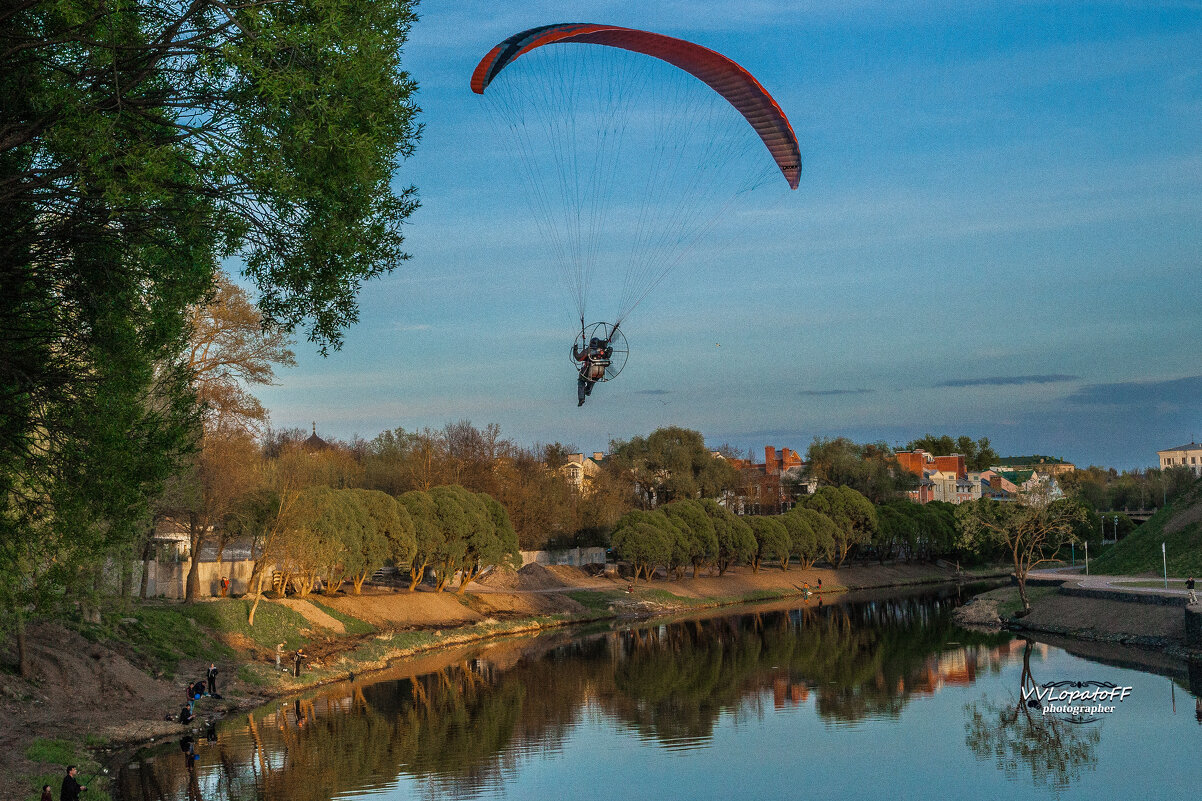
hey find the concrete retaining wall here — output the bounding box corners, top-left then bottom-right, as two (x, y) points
(142, 558), (262, 599)
(1186, 604), (1202, 648)
(520, 547), (607, 568)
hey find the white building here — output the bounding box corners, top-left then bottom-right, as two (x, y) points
(1158, 442), (1202, 477)
(562, 452), (605, 493)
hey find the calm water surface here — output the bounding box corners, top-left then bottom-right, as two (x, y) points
(116, 587), (1202, 800)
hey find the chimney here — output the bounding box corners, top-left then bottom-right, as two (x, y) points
(592, 452), (604, 461)
(765, 446), (776, 470)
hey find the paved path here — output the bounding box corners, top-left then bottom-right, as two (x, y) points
(1029, 567), (1195, 598)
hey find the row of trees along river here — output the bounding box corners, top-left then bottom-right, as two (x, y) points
(117, 592), (1119, 801)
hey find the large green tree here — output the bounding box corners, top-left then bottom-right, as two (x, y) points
(801, 486), (878, 568)
(957, 495), (1088, 612)
(609, 427), (740, 508)
(699, 499), (755, 576)
(1, 0), (421, 662)
(804, 438), (914, 502)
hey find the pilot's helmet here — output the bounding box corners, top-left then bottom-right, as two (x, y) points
(589, 337), (601, 347)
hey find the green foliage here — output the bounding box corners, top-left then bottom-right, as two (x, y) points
(183, 599), (312, 652)
(747, 516), (790, 570)
(782, 506), (836, 567)
(398, 490), (447, 590)
(308, 600), (375, 636)
(905, 434), (999, 472)
(238, 663), (270, 687)
(663, 499), (718, 577)
(564, 590), (625, 611)
(609, 427), (740, 507)
(348, 489), (407, 593)
(800, 486), (878, 567)
(2, 0), (422, 655)
(873, 500), (960, 563)
(957, 497), (1088, 609)
(1090, 482), (1202, 576)
(1060, 465), (1195, 512)
(121, 606), (231, 678)
(25, 739), (77, 765)
(699, 499), (755, 575)
(611, 510), (674, 581)
(804, 438), (916, 502)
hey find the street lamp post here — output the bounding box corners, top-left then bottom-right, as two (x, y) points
(1163, 542), (1168, 590)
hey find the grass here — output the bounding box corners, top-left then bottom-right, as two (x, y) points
(115, 606), (230, 678)
(976, 585), (1058, 618)
(238, 663), (270, 687)
(1110, 579), (1188, 589)
(115, 598), (335, 676)
(24, 738), (112, 801)
(1090, 483), (1202, 577)
(188, 598), (315, 652)
(565, 590), (624, 611)
(309, 599), (375, 635)
(25, 739), (77, 765)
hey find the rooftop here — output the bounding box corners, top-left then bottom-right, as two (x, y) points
(1159, 442), (1202, 453)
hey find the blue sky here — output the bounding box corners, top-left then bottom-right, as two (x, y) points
(256, 1), (1202, 470)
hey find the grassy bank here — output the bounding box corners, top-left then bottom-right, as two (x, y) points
(1090, 483), (1202, 577)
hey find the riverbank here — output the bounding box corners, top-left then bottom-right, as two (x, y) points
(0, 561), (997, 800)
(958, 572), (1202, 661)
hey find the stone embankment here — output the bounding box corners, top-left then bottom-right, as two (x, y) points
(999, 570), (1202, 658)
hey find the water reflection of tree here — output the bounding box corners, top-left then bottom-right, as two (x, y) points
(117, 593), (1014, 800)
(963, 639), (1100, 790)
(600, 595), (1012, 742)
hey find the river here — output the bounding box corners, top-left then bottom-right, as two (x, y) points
(114, 584), (1202, 800)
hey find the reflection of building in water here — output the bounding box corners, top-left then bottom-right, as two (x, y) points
(772, 676), (810, 708)
(902, 650), (978, 695)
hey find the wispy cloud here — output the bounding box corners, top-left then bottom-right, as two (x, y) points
(391, 322), (433, 332)
(936, 375), (1078, 388)
(636, 389), (672, 396)
(1067, 375), (1202, 409)
(799, 388), (874, 396)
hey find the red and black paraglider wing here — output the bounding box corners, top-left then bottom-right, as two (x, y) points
(471, 23), (801, 190)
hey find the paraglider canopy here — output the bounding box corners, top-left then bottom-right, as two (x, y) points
(472, 23), (801, 189)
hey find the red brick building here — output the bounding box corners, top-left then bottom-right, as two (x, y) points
(723, 446), (807, 514)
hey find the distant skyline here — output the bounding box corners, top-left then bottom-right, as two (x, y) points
(254, 1), (1202, 471)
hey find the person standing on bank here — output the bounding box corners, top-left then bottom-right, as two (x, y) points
(61, 766), (86, 801)
(293, 647), (305, 677)
(207, 663), (218, 695)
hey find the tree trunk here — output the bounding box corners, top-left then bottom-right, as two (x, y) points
(457, 566), (481, 594)
(140, 540), (152, 599)
(248, 575), (264, 626)
(408, 560), (427, 592)
(185, 512), (202, 602)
